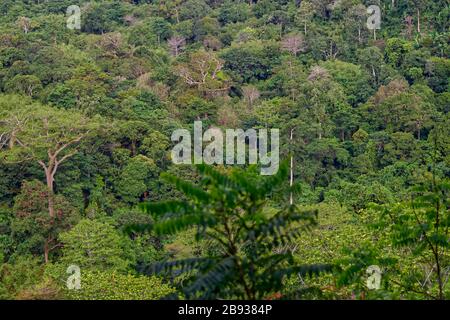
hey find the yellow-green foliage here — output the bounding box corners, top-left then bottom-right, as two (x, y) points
(65, 271), (175, 300)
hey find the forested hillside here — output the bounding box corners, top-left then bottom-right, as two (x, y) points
(0, 0), (449, 300)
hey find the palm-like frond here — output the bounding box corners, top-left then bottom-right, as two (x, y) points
(133, 162), (333, 299)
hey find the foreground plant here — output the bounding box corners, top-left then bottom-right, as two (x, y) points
(370, 171), (450, 299)
(131, 162), (331, 299)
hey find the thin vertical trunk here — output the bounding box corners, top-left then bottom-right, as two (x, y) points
(48, 194), (55, 219)
(44, 240), (49, 264)
(417, 9), (421, 33)
(290, 129), (294, 206)
(45, 167), (55, 218)
(131, 140), (137, 156)
(9, 130), (16, 149)
(433, 248), (444, 299)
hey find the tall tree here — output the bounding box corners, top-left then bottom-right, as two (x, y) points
(0, 95), (98, 219)
(295, 0), (314, 35)
(281, 34), (306, 56)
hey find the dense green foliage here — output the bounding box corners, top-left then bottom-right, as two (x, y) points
(64, 271), (176, 300)
(0, 0), (448, 300)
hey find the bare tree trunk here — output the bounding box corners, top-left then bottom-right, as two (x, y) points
(417, 9), (421, 33)
(44, 239), (49, 264)
(290, 129), (294, 205)
(40, 149), (67, 220)
(9, 130), (16, 149)
(175, 9), (180, 23)
(131, 140), (137, 156)
(433, 249), (444, 299)
(44, 166), (55, 218)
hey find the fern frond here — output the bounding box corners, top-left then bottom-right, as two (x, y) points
(183, 257), (235, 299)
(139, 257), (217, 275)
(139, 200), (193, 216)
(276, 264), (333, 279)
(153, 213), (216, 235)
(162, 173), (211, 203)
